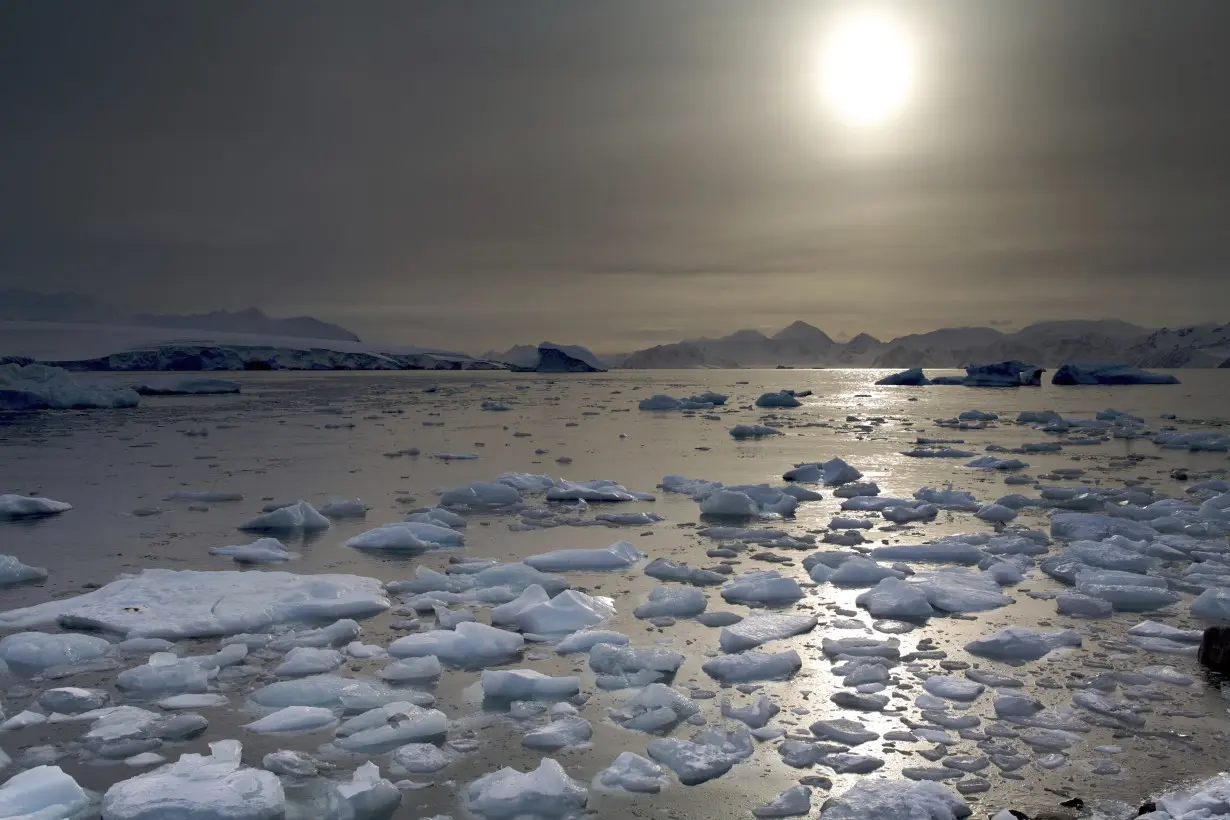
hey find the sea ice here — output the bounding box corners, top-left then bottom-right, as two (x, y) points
(100, 740), (284, 820)
(730, 424), (784, 439)
(390, 743), (452, 775)
(702, 650), (801, 683)
(634, 586), (707, 619)
(333, 703), (450, 752)
(523, 540), (644, 571)
(0, 494), (72, 519)
(856, 578), (934, 619)
(491, 586), (615, 634)
(594, 752), (667, 793)
(238, 501), (329, 531)
(784, 458), (863, 486)
(0, 362), (140, 410)
(0, 631), (112, 671)
(481, 669), (580, 700)
(1052, 362), (1179, 385)
(718, 613), (817, 651)
(388, 622), (525, 666)
(250, 675), (423, 713)
(644, 558), (727, 586)
(545, 479), (654, 502)
(243, 706), (337, 734)
(134, 377), (241, 395)
(0, 765), (90, 819)
(208, 538), (293, 564)
(877, 368), (930, 386)
(756, 391), (802, 408)
(965, 627), (1081, 661)
(345, 520), (464, 551)
(523, 716), (593, 750)
(720, 571), (804, 604)
(465, 758), (587, 820)
(440, 481), (522, 508)
(0, 569), (389, 639)
(0, 554), (49, 586)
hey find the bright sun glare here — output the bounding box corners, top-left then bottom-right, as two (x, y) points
(819, 10), (915, 126)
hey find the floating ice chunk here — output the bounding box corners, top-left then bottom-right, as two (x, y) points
(718, 614), (816, 652)
(117, 652), (208, 695)
(0, 362), (140, 410)
(250, 675), (423, 714)
(913, 488), (980, 511)
(877, 368), (929, 386)
(0, 554), (49, 586)
(481, 399), (511, 411)
(388, 620), (525, 666)
(633, 586), (707, 620)
(646, 729), (751, 785)
(405, 507), (468, 529)
(1050, 513), (1157, 542)
(923, 676), (984, 702)
(966, 456), (1029, 471)
(643, 558), (726, 586)
(239, 501), (329, 532)
(856, 578), (934, 619)
(965, 627), (1081, 661)
(610, 683), (699, 732)
(0, 765), (90, 819)
(243, 706), (337, 734)
(871, 542), (984, 565)
(822, 636), (900, 659)
(702, 650), (801, 683)
(0, 569), (389, 639)
(440, 481), (522, 508)
(903, 447), (976, 459)
(346, 520), (464, 551)
(1065, 540), (1159, 574)
(722, 696), (780, 729)
(753, 786), (812, 818)
(317, 499), (366, 519)
(523, 540), (644, 572)
(984, 562), (1025, 585)
(659, 475), (725, 497)
(976, 504), (1018, 523)
(1057, 594), (1113, 618)
(834, 481), (880, 498)
(0, 710), (47, 730)
(0, 631), (112, 671)
(595, 512), (662, 526)
(809, 718), (879, 746)
(390, 743), (452, 775)
(910, 571), (1013, 613)
(589, 643), (684, 678)
(756, 391), (802, 408)
(378, 656), (442, 685)
(157, 693), (229, 710)
(1127, 621), (1202, 642)
(492, 586), (615, 634)
(0, 494), (72, 519)
(829, 558), (903, 587)
(334, 703), (450, 752)
(699, 490), (761, 517)
(594, 752), (667, 794)
(523, 716), (592, 750)
(720, 571), (804, 605)
(482, 669), (580, 700)
(335, 761), (401, 818)
(819, 779), (970, 820)
(100, 740), (283, 820)
(784, 458), (862, 486)
(38, 687), (109, 714)
(546, 480), (654, 503)
(465, 758), (587, 819)
(209, 538), (293, 564)
(730, 424), (784, 440)
(1140, 665), (1193, 686)
(135, 376), (241, 396)
(274, 647), (344, 678)
(882, 503), (938, 523)
(1191, 587), (1230, 620)
(638, 394), (713, 411)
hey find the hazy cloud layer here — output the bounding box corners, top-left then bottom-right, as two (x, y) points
(3, 1), (1229, 351)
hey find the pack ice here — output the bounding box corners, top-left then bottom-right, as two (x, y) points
(0, 569), (390, 639)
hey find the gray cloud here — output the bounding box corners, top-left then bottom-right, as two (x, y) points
(2, 0), (1229, 352)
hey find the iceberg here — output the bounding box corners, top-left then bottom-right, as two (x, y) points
(440, 481), (523, 508)
(466, 759), (588, 819)
(755, 391), (802, 408)
(0, 362), (140, 410)
(238, 501), (330, 532)
(819, 780), (970, 820)
(491, 586), (615, 634)
(546, 479), (654, 502)
(784, 458), (862, 485)
(0, 765), (91, 819)
(0, 494), (72, 519)
(720, 571), (804, 605)
(208, 538), (293, 564)
(0, 568), (390, 638)
(876, 368), (929, 386)
(0, 554), (49, 585)
(0, 631), (112, 671)
(962, 360), (1044, 387)
(702, 649), (801, 682)
(242, 706), (337, 734)
(100, 740), (284, 820)
(345, 520), (464, 551)
(481, 669), (580, 700)
(134, 377), (241, 395)
(718, 613), (817, 652)
(594, 752), (668, 793)
(730, 424), (784, 439)
(523, 540), (643, 571)
(1052, 362), (1179, 385)
(388, 621), (525, 666)
(965, 627), (1081, 661)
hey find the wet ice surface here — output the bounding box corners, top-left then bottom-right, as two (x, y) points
(1, 368), (1229, 819)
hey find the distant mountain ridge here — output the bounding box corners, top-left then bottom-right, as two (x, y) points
(0, 289), (360, 342)
(617, 319), (1230, 369)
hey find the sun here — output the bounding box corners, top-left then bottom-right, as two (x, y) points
(819, 10), (915, 126)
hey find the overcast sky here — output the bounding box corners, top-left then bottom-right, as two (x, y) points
(3, 1), (1229, 352)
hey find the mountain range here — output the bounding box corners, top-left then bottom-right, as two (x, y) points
(617, 319), (1230, 369)
(0, 289), (360, 342)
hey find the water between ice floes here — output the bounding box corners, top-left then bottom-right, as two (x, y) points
(1, 368), (1228, 818)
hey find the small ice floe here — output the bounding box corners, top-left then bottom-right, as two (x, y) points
(609, 683), (700, 733)
(0, 568), (389, 639)
(638, 394), (719, 411)
(523, 540), (644, 572)
(660, 475), (725, 497)
(336, 762), (401, 816)
(346, 520), (464, 551)
(435, 452), (481, 461)
(756, 391), (802, 408)
(0, 554), (48, 586)
(595, 511), (662, 526)
(783, 458), (862, 486)
(379, 655), (442, 683)
(554, 630), (628, 654)
(165, 490), (244, 503)
(646, 726), (754, 784)
(633, 587), (707, 619)
(319, 499), (367, 519)
(523, 716), (593, 750)
(700, 486), (798, 518)
(134, 377), (240, 395)
(481, 669), (580, 700)
(209, 537), (294, 564)
(593, 752), (668, 793)
(465, 758), (587, 819)
(100, 740), (283, 820)
(904, 447), (976, 458)
(491, 586), (615, 634)
(965, 627), (1081, 661)
(718, 614), (817, 652)
(0, 494), (71, 519)
(720, 571), (804, 605)
(0, 631), (112, 672)
(481, 399), (511, 411)
(242, 705), (338, 734)
(965, 456), (1029, 471)
(388, 622), (525, 667)
(913, 487), (981, 512)
(589, 643), (684, 689)
(0, 765), (90, 818)
(546, 479), (654, 502)
(702, 650), (801, 683)
(239, 501), (330, 532)
(730, 424), (784, 440)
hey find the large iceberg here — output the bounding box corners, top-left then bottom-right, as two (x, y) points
(1052, 362), (1179, 385)
(505, 343), (606, 373)
(100, 740), (284, 820)
(0, 568), (390, 638)
(0, 362), (140, 410)
(962, 361), (1044, 387)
